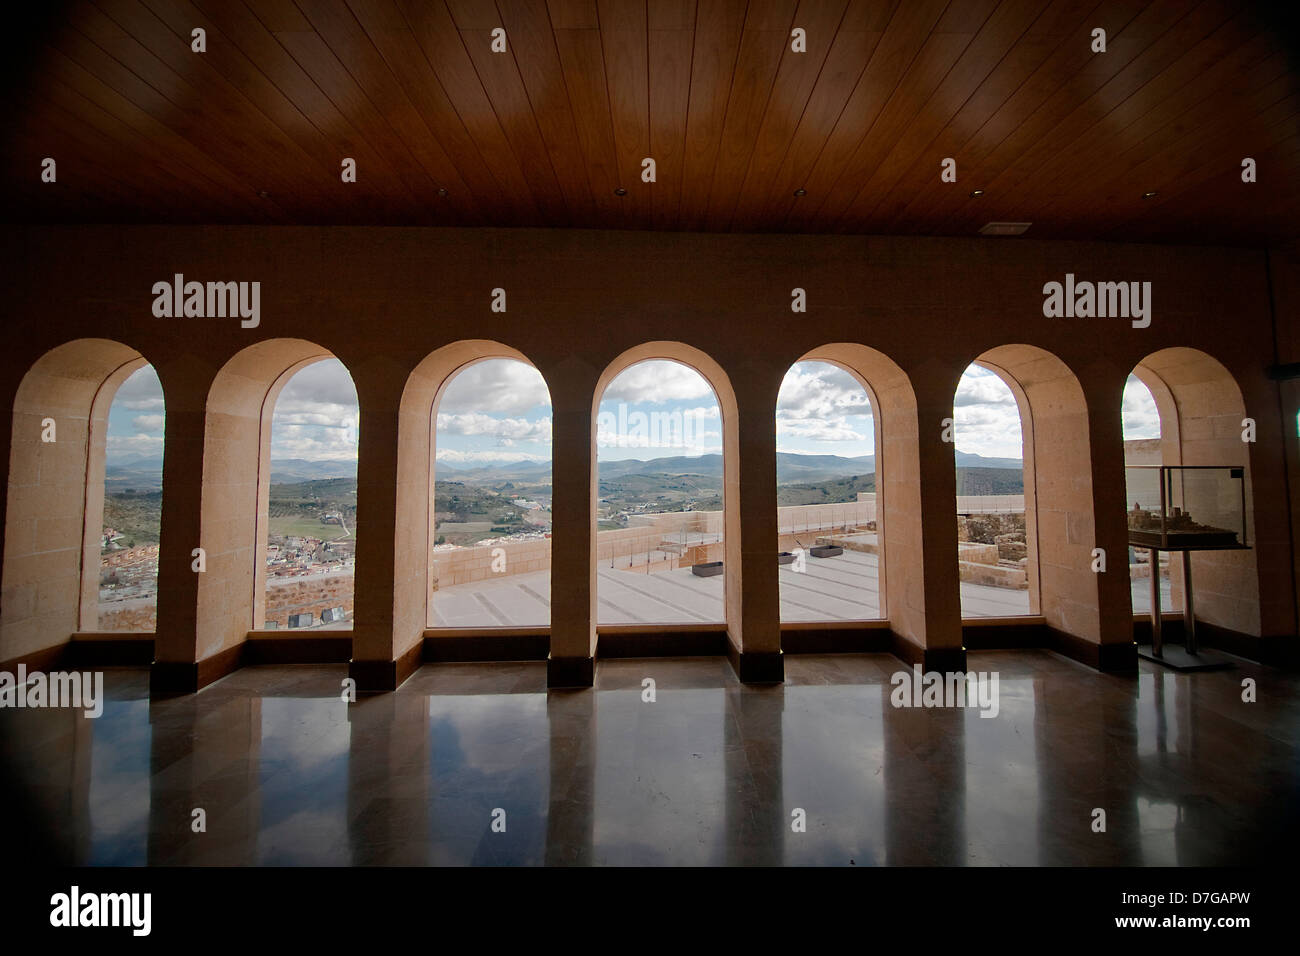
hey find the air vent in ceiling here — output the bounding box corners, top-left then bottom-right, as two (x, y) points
(978, 222), (1032, 236)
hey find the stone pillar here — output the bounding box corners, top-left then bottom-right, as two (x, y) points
(350, 361), (413, 692)
(547, 358), (597, 687)
(976, 346), (1108, 668)
(906, 371), (965, 670)
(1082, 370), (1140, 669)
(731, 373), (782, 681)
(159, 340), (332, 693)
(1, 340), (140, 668)
(151, 357), (213, 691)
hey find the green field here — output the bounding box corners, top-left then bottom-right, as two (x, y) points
(597, 471), (722, 515)
(102, 491), (162, 547)
(777, 474), (876, 506)
(268, 514), (351, 541)
(435, 521), (494, 534)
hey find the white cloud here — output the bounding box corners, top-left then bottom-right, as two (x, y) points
(271, 427), (358, 461)
(269, 360), (359, 461)
(778, 419), (866, 442)
(1122, 376), (1161, 440)
(775, 362), (873, 445)
(595, 406), (717, 449)
(595, 425), (720, 450)
(438, 359), (551, 414)
(106, 434), (164, 455)
(276, 359), (357, 407)
(113, 365), (164, 411)
(436, 449), (550, 464)
(131, 414), (164, 433)
(602, 360), (715, 404)
(683, 404), (720, 420)
(272, 407), (356, 427)
(954, 371), (1018, 408)
(436, 412), (551, 443)
(951, 367), (1023, 457)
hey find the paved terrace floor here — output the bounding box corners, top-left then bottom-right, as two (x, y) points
(431, 550), (1175, 627)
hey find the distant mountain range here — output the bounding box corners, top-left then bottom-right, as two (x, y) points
(106, 449), (1024, 490)
(269, 458), (358, 483)
(105, 454), (359, 488)
(436, 450), (1022, 484)
(104, 453), (166, 490)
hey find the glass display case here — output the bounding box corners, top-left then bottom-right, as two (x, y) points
(1125, 465), (1247, 551)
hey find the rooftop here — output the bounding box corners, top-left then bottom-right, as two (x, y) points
(430, 549), (1174, 627)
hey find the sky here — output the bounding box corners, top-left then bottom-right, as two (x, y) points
(267, 358), (359, 461)
(1121, 375), (1161, 440)
(596, 360), (720, 461)
(436, 359), (553, 465)
(951, 364), (1021, 459)
(103, 360), (1165, 470)
(105, 365), (165, 462)
(775, 361), (874, 456)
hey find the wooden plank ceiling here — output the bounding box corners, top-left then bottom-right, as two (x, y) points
(3, 0), (1298, 244)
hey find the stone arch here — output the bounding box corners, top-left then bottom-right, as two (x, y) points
(2, 338), (155, 664)
(191, 338), (345, 663)
(967, 344), (1099, 640)
(1132, 347), (1261, 636)
(394, 341), (541, 654)
(793, 345), (923, 636)
(591, 343), (740, 643)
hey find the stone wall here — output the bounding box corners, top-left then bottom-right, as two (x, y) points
(263, 572), (355, 630)
(100, 544), (159, 569)
(432, 537), (552, 588)
(432, 502), (878, 590)
(97, 599), (157, 632)
(1, 226), (1291, 678)
(959, 560), (1029, 590)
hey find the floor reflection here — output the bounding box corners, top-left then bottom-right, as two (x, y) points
(1, 649), (1297, 865)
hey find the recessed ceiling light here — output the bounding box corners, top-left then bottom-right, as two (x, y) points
(1142, 190), (1158, 199)
(614, 187), (627, 196)
(793, 188), (806, 197)
(437, 188), (448, 197)
(969, 189), (985, 197)
(257, 190), (270, 199)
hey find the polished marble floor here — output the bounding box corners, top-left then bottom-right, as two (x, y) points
(3, 651), (1297, 866)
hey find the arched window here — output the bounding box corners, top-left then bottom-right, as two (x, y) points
(1122, 374), (1180, 613)
(96, 364), (165, 631)
(952, 363), (1032, 619)
(775, 360), (881, 622)
(261, 359), (359, 631)
(595, 359), (725, 625)
(429, 358), (553, 628)
(3, 340), (154, 665)
(1125, 351), (1261, 637)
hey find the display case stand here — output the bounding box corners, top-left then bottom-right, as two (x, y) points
(1136, 550), (1234, 672)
